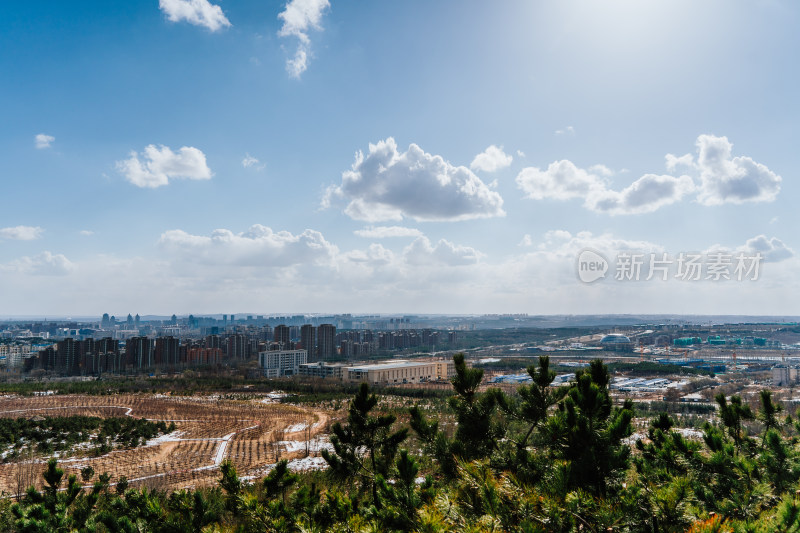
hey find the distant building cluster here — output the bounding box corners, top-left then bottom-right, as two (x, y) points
(0, 312), (461, 376)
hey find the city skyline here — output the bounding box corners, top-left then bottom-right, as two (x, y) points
(1, 1), (798, 316)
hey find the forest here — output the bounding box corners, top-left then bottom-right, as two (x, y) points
(2, 354), (800, 532)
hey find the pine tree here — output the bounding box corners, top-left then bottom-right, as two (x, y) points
(322, 382), (408, 504)
(548, 359), (634, 496)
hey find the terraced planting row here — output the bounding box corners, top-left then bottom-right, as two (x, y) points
(0, 393), (330, 494)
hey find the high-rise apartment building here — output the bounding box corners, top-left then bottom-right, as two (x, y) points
(126, 336), (154, 369)
(274, 325), (290, 348)
(300, 324), (316, 361)
(226, 334), (247, 359)
(155, 336), (180, 366)
(317, 324), (337, 360)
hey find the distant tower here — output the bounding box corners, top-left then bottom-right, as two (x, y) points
(317, 324), (337, 361)
(134, 314), (140, 327)
(171, 314), (177, 325)
(301, 324), (316, 361)
(274, 325), (290, 348)
(101, 313), (110, 328)
(126, 314), (133, 327)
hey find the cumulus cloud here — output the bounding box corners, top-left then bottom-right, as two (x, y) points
(587, 174), (695, 215)
(35, 134), (54, 149)
(0, 226), (43, 240)
(694, 135), (781, 205)
(470, 145), (513, 172)
(516, 162), (691, 214)
(345, 243), (395, 266)
(354, 226), (423, 239)
(536, 229), (662, 256)
(329, 138), (504, 222)
(9, 252), (73, 276)
(516, 134), (781, 215)
(516, 160), (605, 201)
(403, 237), (482, 266)
(555, 126), (575, 136)
(79, 230), (94, 236)
(159, 0), (231, 31)
(665, 153), (694, 172)
(278, 0), (330, 78)
(158, 224), (337, 267)
(117, 145), (212, 188)
(740, 235), (794, 262)
(588, 164), (614, 177)
(519, 234), (533, 247)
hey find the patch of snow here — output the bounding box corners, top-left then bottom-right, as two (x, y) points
(623, 432), (646, 446)
(146, 431), (185, 446)
(286, 456), (328, 471)
(276, 436), (333, 454)
(676, 428), (704, 440)
(259, 391), (288, 404)
(213, 433), (236, 466)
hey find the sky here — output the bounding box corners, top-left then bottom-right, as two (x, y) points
(0, 0), (798, 317)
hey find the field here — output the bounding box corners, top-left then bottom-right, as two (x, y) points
(0, 393), (332, 495)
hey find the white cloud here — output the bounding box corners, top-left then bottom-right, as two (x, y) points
(694, 135), (781, 205)
(345, 243), (395, 266)
(35, 134), (54, 149)
(470, 145), (513, 173)
(158, 0), (231, 31)
(241, 154), (264, 170)
(665, 153), (694, 172)
(158, 224), (337, 267)
(403, 237), (482, 266)
(555, 126), (575, 136)
(1, 227), (798, 315)
(516, 134), (781, 215)
(329, 137), (505, 222)
(517, 161), (695, 214)
(740, 235), (793, 262)
(516, 160), (605, 201)
(79, 230), (94, 236)
(588, 164), (614, 177)
(354, 226), (423, 239)
(278, 0), (330, 78)
(0, 226), (43, 240)
(518, 234), (533, 247)
(117, 145), (212, 188)
(8, 252), (73, 276)
(586, 174), (695, 215)
(516, 150), (526, 158)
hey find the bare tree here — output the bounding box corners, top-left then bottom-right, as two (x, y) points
(14, 449), (39, 501)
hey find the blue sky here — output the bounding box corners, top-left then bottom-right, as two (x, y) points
(0, 0), (798, 316)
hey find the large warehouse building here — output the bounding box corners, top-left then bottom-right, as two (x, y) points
(298, 358), (455, 385)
